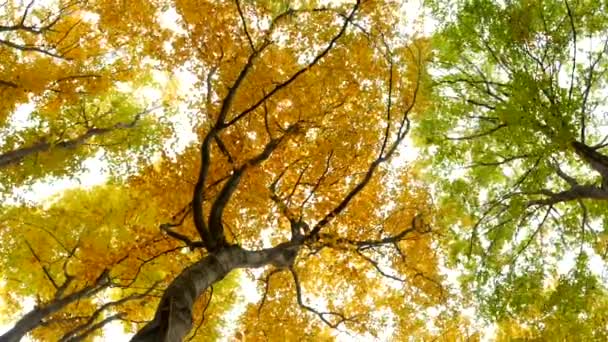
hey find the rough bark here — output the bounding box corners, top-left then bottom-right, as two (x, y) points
(572, 140), (608, 185)
(523, 141), (608, 206)
(130, 242), (300, 342)
(528, 184), (608, 206)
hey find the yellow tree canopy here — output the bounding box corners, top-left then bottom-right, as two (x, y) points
(1, 0), (456, 341)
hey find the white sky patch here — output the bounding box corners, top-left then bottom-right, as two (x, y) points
(8, 150), (109, 205)
(586, 246), (608, 278)
(160, 67), (199, 155)
(162, 108), (198, 156)
(158, 7), (186, 34)
(114, 81), (132, 93)
(100, 321), (130, 341)
(392, 137), (420, 165)
(5, 103), (38, 132)
(217, 271), (260, 341)
(557, 246), (608, 280)
(446, 165), (467, 181)
(258, 227), (276, 249)
(135, 69), (168, 103)
(174, 68), (198, 92)
(136, 86), (163, 104)
(400, 0), (438, 37)
(557, 251), (577, 275)
(80, 10), (100, 24)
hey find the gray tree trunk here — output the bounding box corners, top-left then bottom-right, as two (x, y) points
(130, 243), (299, 342)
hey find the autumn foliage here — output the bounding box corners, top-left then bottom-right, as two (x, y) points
(3, 0), (608, 341)
(0, 0), (447, 341)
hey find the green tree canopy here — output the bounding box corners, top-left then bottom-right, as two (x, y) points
(419, 0), (608, 338)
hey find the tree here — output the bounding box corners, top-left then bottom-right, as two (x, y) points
(1, 0), (448, 341)
(420, 0), (608, 338)
(0, 0), (172, 191)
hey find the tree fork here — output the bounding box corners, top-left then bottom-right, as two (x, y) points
(130, 242), (301, 342)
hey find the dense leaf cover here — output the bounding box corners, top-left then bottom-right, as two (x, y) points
(1, 0), (607, 341)
(421, 0), (608, 339)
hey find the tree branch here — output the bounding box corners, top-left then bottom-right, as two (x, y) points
(527, 184), (608, 206)
(0, 105), (159, 168)
(59, 283), (159, 342)
(235, 0), (254, 51)
(224, 1), (361, 127)
(355, 250), (404, 282)
(308, 47), (421, 238)
(191, 41), (270, 249)
(207, 125), (298, 249)
(446, 124), (507, 141)
(0, 270), (111, 342)
(290, 267), (356, 329)
(571, 140), (608, 181)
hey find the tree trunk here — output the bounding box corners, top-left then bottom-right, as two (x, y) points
(572, 141), (608, 181)
(130, 243), (299, 342)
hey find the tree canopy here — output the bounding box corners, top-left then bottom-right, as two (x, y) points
(420, 0), (608, 339)
(1, 0), (608, 341)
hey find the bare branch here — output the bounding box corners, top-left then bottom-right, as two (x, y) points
(290, 268), (356, 329)
(580, 38), (608, 143)
(59, 283), (159, 342)
(118, 246), (184, 287)
(235, 0), (254, 50)
(63, 314), (123, 342)
(527, 184), (608, 206)
(23, 238), (59, 290)
(466, 98), (496, 110)
(317, 215), (421, 250)
(0, 38), (67, 59)
(510, 206), (552, 264)
(257, 269), (282, 316)
(191, 42), (271, 248)
(379, 60), (394, 157)
(207, 125), (299, 249)
(160, 224), (205, 249)
(299, 150), (333, 213)
(564, 0), (577, 104)
(214, 135), (235, 164)
(355, 250), (404, 282)
(225, 1), (361, 127)
(572, 141), (608, 181)
(467, 153), (530, 168)
(0, 269), (111, 342)
(446, 124), (507, 141)
(0, 79), (18, 88)
(308, 52), (421, 237)
(552, 161), (579, 187)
